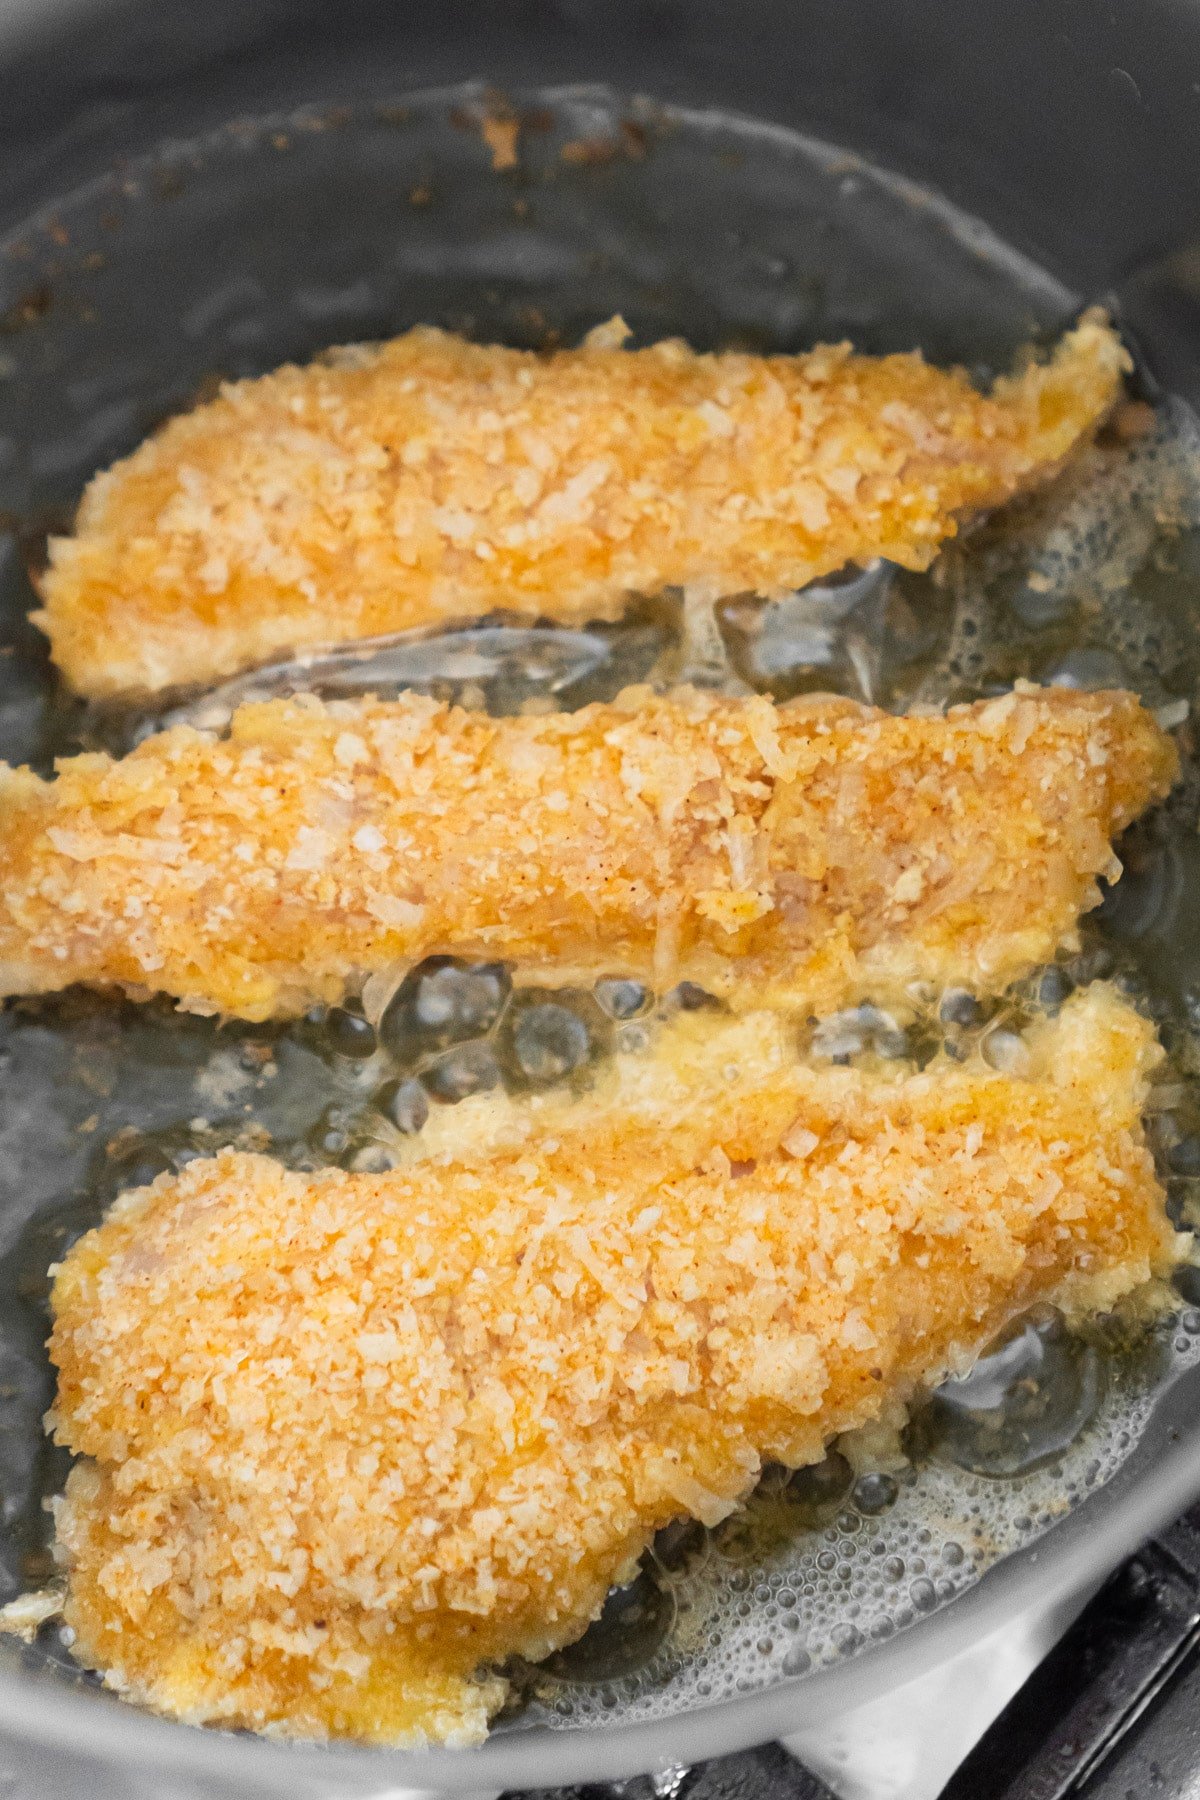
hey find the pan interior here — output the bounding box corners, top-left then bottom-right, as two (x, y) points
(0, 81), (1199, 1739)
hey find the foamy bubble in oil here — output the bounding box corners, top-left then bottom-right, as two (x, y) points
(898, 397), (1200, 715)
(525, 1335), (1185, 1730)
(1007, 402), (1200, 628)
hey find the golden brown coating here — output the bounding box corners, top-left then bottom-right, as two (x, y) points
(0, 683), (1174, 1021)
(35, 313), (1128, 697)
(45, 987), (1176, 1743)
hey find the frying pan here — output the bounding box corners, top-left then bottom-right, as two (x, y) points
(2, 3), (1200, 1795)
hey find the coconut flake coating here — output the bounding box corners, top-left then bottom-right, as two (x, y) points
(0, 683), (1174, 1021)
(45, 988), (1175, 1743)
(35, 313), (1127, 697)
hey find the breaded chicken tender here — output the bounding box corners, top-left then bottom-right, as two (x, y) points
(43, 987), (1174, 1743)
(35, 312), (1128, 697)
(0, 684), (1173, 1021)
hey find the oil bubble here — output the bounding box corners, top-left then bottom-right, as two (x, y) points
(810, 1005), (907, 1062)
(981, 1027), (1031, 1076)
(510, 1002), (592, 1085)
(309, 1104), (354, 1158)
(1037, 966), (1073, 1011)
(779, 1452), (853, 1524)
(422, 1041), (501, 1104)
(939, 989), (984, 1028)
(499, 990), (608, 1089)
(594, 978), (651, 1020)
(718, 563), (891, 704)
(373, 1077), (429, 1136)
(542, 1566), (676, 1684)
(910, 1309), (1104, 1479)
(652, 1518), (711, 1579)
(380, 957), (511, 1062)
(349, 1144), (396, 1174)
(910, 1578), (937, 1612)
(323, 1006), (377, 1059)
(852, 1473), (899, 1516)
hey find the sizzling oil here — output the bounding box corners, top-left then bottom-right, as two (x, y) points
(5, 423), (1200, 1725)
(0, 84), (1199, 1733)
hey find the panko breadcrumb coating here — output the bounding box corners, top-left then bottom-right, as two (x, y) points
(35, 311), (1128, 697)
(42, 987), (1176, 1743)
(0, 680), (1173, 1022)
(0, 683), (1175, 1021)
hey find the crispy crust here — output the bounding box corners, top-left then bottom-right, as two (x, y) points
(45, 987), (1175, 1742)
(0, 683), (1176, 1021)
(36, 314), (1128, 697)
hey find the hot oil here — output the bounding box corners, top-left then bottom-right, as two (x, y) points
(6, 411), (1200, 1726)
(1, 85), (1200, 1733)
(906, 1309), (1108, 1481)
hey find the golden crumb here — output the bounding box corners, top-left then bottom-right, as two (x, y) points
(0, 683), (1174, 1021)
(480, 112), (520, 170)
(42, 986), (1176, 1743)
(35, 313), (1127, 697)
